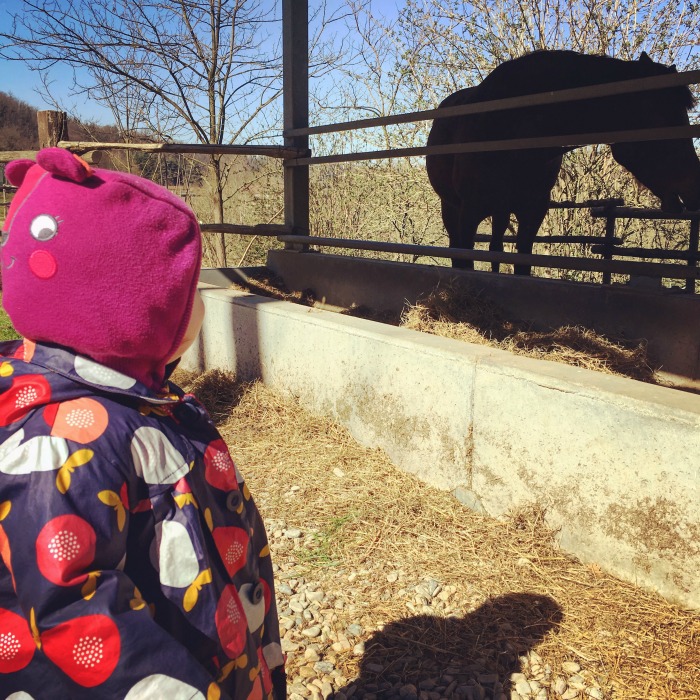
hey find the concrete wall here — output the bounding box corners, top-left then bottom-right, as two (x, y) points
(257, 250), (700, 390)
(183, 285), (700, 610)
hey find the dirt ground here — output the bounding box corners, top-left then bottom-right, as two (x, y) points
(176, 369), (700, 700)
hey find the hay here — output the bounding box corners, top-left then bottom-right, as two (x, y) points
(401, 282), (657, 383)
(225, 272), (660, 385)
(179, 369), (700, 700)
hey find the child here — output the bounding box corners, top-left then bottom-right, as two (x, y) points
(0, 148), (285, 699)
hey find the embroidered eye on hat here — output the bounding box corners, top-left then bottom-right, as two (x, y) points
(1, 148), (202, 390)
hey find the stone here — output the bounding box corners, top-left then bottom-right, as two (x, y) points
(366, 663), (385, 674)
(314, 661), (336, 674)
(586, 689), (604, 700)
(304, 648), (321, 662)
(281, 638), (300, 653)
(353, 642), (365, 655)
(553, 677), (567, 695)
(569, 674), (587, 689)
(561, 662), (581, 674)
(514, 679), (531, 696)
(302, 625), (322, 638)
(346, 623), (364, 637)
(561, 690), (580, 700)
(285, 528), (303, 538)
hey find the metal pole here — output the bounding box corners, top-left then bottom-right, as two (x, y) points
(687, 219), (699, 294)
(282, 0), (310, 247)
(602, 213), (616, 285)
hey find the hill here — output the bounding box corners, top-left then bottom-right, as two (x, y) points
(0, 91), (122, 150)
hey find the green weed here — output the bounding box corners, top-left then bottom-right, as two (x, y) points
(295, 512), (357, 568)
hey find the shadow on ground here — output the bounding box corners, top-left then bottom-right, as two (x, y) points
(338, 593), (563, 700)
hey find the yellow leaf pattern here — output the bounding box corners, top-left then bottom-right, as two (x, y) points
(98, 490), (126, 531)
(30, 608), (41, 649)
(204, 507), (214, 531)
(0, 501), (11, 521)
(81, 571), (100, 600)
(56, 449), (95, 494)
(183, 568), (212, 612)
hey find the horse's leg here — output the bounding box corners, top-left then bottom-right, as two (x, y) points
(513, 201), (549, 276)
(489, 210), (510, 273)
(441, 199), (480, 270)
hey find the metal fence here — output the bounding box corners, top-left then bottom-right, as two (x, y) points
(2, 0), (699, 290)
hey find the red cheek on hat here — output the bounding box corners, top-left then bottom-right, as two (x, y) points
(29, 250), (57, 279)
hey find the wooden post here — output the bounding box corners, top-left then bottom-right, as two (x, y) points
(687, 219), (699, 294)
(37, 111), (68, 149)
(282, 0), (310, 246)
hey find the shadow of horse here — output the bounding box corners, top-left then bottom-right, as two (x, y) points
(426, 50), (700, 275)
(338, 593), (563, 700)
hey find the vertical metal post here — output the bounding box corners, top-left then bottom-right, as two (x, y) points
(282, 0), (309, 246)
(602, 213), (616, 285)
(686, 218), (699, 294)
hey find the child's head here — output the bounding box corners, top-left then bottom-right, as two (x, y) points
(1, 147), (202, 389)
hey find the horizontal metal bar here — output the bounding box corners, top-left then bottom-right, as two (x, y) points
(286, 69), (700, 138)
(549, 198), (624, 209)
(590, 245), (697, 261)
(590, 207), (700, 220)
(278, 234), (700, 279)
(287, 124), (700, 167)
(199, 223), (293, 236)
(474, 234), (623, 244)
(58, 141), (308, 159)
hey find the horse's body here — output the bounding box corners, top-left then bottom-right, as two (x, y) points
(426, 50), (700, 274)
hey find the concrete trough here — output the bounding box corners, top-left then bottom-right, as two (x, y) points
(183, 280), (700, 610)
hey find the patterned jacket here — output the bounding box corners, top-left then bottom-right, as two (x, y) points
(0, 339), (284, 700)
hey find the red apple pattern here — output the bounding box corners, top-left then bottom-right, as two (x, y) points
(0, 374), (51, 426)
(0, 341), (281, 696)
(36, 514), (96, 586)
(215, 585), (247, 659)
(0, 607), (35, 673)
(212, 526), (249, 579)
(204, 439), (238, 491)
(41, 614), (120, 687)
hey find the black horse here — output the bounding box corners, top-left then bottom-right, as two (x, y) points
(426, 50), (700, 274)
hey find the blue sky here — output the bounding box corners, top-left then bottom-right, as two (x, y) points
(0, 0), (401, 127)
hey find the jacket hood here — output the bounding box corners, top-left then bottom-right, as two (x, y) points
(1, 148), (201, 390)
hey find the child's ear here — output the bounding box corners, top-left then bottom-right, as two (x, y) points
(5, 159), (35, 187)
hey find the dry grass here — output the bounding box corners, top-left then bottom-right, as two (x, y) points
(400, 282), (657, 383)
(174, 369), (700, 700)
(226, 272), (659, 384)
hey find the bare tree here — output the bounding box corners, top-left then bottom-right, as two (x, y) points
(1, 0), (349, 266)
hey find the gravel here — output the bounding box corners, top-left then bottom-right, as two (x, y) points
(268, 520), (608, 700)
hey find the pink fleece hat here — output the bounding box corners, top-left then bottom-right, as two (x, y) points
(1, 148), (202, 390)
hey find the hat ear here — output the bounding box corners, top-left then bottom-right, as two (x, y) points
(36, 147), (92, 183)
(5, 159), (35, 186)
(639, 51), (653, 64)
